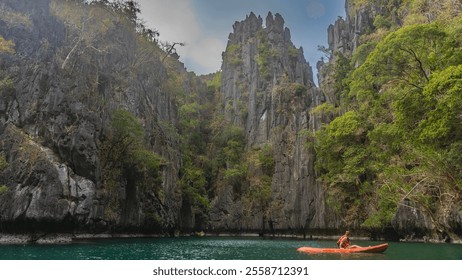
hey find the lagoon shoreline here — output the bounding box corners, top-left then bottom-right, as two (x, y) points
(1, 231), (460, 245)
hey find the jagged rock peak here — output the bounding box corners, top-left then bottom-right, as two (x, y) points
(229, 11), (292, 43)
(266, 12), (285, 31)
(345, 0), (353, 16)
(232, 11), (263, 34)
(231, 11), (289, 33)
(266, 12), (291, 41)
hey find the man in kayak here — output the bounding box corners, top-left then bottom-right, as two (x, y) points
(337, 231), (360, 249)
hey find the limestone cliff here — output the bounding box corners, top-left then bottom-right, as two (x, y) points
(209, 12), (339, 234)
(1, 0), (461, 242)
(0, 0), (194, 234)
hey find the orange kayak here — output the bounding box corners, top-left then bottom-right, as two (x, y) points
(297, 243), (388, 254)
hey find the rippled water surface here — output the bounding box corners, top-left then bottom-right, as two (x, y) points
(1, 237), (461, 260)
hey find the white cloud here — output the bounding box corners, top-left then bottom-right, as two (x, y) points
(186, 37), (226, 73)
(138, 0), (224, 74)
(306, 0), (326, 19)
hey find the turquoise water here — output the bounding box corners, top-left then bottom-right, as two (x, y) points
(1, 237), (461, 260)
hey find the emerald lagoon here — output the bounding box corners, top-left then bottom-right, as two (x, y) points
(1, 237), (461, 260)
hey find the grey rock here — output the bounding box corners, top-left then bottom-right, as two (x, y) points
(211, 12), (339, 234)
(0, 0), (186, 234)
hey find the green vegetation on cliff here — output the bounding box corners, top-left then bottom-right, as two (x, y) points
(101, 108), (164, 220)
(314, 0), (462, 230)
(2, 0), (461, 237)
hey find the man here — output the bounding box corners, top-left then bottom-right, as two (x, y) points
(337, 230), (360, 249)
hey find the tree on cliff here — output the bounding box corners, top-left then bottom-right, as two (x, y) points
(51, 0), (160, 71)
(314, 6), (462, 231)
(101, 109), (164, 220)
(50, 0), (114, 70)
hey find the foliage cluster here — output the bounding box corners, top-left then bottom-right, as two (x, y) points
(0, 74), (14, 101)
(288, 45), (299, 59)
(0, 37), (14, 54)
(0, 155), (8, 194)
(206, 71), (222, 94)
(240, 144), (275, 217)
(0, 155), (8, 171)
(167, 70), (223, 225)
(101, 109), (164, 220)
(214, 125), (246, 171)
(178, 99), (211, 217)
(256, 30), (278, 79)
(212, 127), (275, 216)
(0, 185), (7, 196)
(207, 86), (275, 208)
(314, 4), (462, 230)
(224, 43), (242, 67)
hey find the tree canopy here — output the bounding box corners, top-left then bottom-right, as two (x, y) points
(314, 4), (462, 229)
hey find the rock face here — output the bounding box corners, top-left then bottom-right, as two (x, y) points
(318, 0), (377, 103)
(391, 200), (436, 241)
(0, 125), (97, 231)
(0, 0), (188, 234)
(209, 12), (339, 234)
(327, 0), (375, 56)
(1, 0), (460, 242)
(326, 0), (400, 56)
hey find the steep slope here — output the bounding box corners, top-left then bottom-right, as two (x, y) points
(0, 0), (200, 235)
(209, 12), (339, 234)
(314, 0), (462, 241)
(1, 0), (461, 243)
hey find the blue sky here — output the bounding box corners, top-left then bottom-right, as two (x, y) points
(138, 0), (346, 79)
